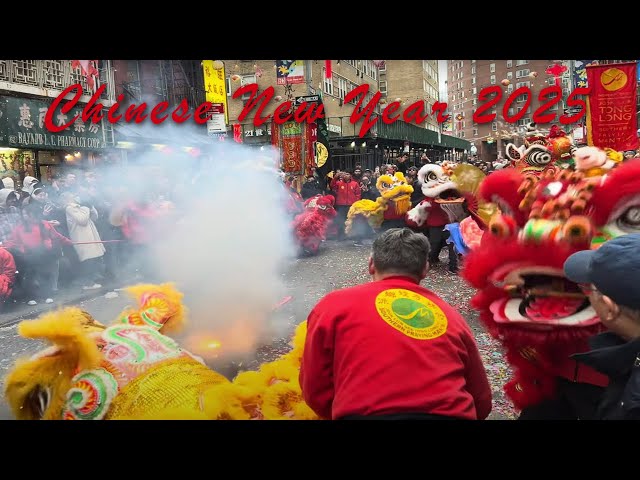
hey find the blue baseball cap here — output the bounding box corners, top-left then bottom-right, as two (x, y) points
(563, 233), (640, 310)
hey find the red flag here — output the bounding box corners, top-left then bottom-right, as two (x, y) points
(71, 60), (99, 89)
(325, 60), (332, 80)
(586, 62), (639, 151)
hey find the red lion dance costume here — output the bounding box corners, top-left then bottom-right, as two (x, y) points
(462, 156), (640, 419)
(292, 195), (336, 255)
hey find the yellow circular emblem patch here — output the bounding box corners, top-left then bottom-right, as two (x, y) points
(375, 288), (448, 340)
(600, 67), (628, 92)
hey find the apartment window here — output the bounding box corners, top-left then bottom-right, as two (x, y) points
(226, 76), (232, 96)
(338, 77), (348, 99)
(472, 99), (477, 106)
(507, 84), (513, 93)
(459, 61), (464, 68)
(362, 60), (377, 80)
(491, 122), (497, 131)
(472, 77), (476, 85)
(508, 108), (515, 116)
(516, 69), (530, 78)
(516, 94), (528, 103)
(471, 66), (476, 74)
(507, 60), (513, 68)
(516, 60), (529, 66)
(379, 80), (387, 95)
(490, 63), (496, 73)
(515, 81), (531, 89)
(490, 75), (496, 85)
(471, 60), (476, 63)
(346, 60), (357, 67)
(323, 68), (334, 95)
(349, 82), (358, 104)
(42, 60), (66, 89)
(460, 131), (465, 138)
(473, 128), (478, 136)
(507, 72), (513, 79)
(378, 61), (386, 72)
(472, 87), (477, 95)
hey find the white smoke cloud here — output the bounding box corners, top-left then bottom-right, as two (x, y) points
(86, 122), (296, 361)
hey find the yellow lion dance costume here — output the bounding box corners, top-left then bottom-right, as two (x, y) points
(344, 172), (413, 236)
(3, 284), (316, 420)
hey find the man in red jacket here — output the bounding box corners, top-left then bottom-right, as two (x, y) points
(330, 171), (361, 240)
(300, 228), (492, 420)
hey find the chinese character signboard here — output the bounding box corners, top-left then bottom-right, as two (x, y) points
(0, 96), (106, 150)
(206, 103), (226, 135)
(202, 60), (229, 125)
(586, 62), (639, 151)
(276, 61), (305, 85)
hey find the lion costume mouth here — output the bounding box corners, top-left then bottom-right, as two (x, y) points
(488, 265), (599, 329)
(434, 188), (464, 204)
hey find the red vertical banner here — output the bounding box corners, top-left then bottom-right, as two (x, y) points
(586, 62), (639, 151)
(325, 60), (332, 79)
(233, 124), (243, 143)
(282, 136), (302, 172)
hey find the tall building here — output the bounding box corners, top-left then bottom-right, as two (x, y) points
(111, 60), (210, 155)
(380, 60), (440, 132)
(221, 60), (379, 142)
(0, 60), (117, 183)
(446, 60), (571, 162)
(222, 60), (467, 170)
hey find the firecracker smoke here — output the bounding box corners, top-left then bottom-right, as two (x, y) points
(98, 122), (295, 362)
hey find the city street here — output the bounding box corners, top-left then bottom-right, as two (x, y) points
(0, 240), (516, 420)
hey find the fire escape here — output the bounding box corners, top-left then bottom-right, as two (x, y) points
(120, 60), (205, 110)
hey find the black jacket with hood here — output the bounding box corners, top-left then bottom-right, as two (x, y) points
(572, 332), (640, 420)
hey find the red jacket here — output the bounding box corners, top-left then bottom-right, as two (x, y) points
(330, 179), (361, 206)
(300, 275), (492, 420)
(5, 221), (72, 253)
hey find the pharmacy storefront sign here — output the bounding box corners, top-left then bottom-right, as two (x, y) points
(0, 96), (107, 150)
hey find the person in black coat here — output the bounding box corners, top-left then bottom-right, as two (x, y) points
(564, 233), (640, 420)
(300, 175), (324, 199)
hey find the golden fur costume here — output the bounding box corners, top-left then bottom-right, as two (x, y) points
(344, 172), (413, 235)
(4, 283), (315, 420)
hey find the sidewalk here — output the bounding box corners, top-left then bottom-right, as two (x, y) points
(0, 276), (139, 327)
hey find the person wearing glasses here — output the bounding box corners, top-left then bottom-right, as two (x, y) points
(564, 233), (640, 420)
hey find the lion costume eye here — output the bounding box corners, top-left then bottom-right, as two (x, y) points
(527, 148), (552, 166)
(489, 215), (517, 238)
(562, 216), (592, 245)
(427, 172), (438, 182)
(381, 182), (390, 189)
(618, 206), (640, 231)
